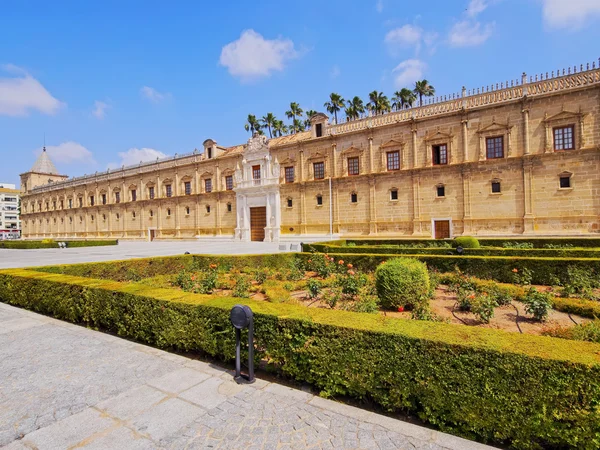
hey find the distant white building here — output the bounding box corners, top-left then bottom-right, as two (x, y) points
(0, 183), (21, 239)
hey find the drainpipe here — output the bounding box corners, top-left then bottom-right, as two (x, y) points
(329, 177), (333, 236)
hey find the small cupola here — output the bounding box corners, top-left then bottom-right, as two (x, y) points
(309, 113), (329, 138)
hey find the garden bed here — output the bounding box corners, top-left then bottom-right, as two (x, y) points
(0, 239), (118, 249)
(4, 252), (600, 449)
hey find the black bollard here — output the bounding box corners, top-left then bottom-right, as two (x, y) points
(229, 305), (255, 383)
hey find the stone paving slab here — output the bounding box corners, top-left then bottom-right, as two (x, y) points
(0, 302), (497, 449)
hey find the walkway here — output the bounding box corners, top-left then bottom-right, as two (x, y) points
(0, 303), (494, 450)
(0, 240), (303, 269)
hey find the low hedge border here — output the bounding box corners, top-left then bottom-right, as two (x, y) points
(0, 239), (118, 249)
(336, 238), (600, 248)
(438, 274), (600, 319)
(304, 243), (600, 258)
(1, 268), (599, 449)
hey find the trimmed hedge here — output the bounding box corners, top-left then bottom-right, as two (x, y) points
(0, 239), (118, 249)
(453, 236), (480, 249)
(30, 253), (296, 281)
(304, 243), (600, 258)
(375, 258), (430, 309)
(1, 268), (600, 449)
(325, 238), (600, 248)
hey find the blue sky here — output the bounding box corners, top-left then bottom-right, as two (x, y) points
(1, 0), (600, 186)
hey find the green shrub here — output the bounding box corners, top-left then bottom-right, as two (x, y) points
(0, 239), (118, 249)
(544, 320), (600, 344)
(232, 274), (251, 298)
(2, 268), (600, 448)
(306, 279), (322, 299)
(562, 266), (597, 299)
(262, 280), (291, 303)
(452, 236), (480, 249)
(470, 293), (497, 324)
(375, 258), (430, 310)
(524, 288), (552, 322)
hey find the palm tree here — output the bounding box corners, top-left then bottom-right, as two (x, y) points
(413, 80), (435, 106)
(244, 114), (261, 134)
(368, 91), (390, 115)
(285, 102), (304, 133)
(344, 96), (365, 120)
(273, 120), (289, 137)
(292, 118), (305, 133)
(324, 93), (345, 124)
(392, 89), (417, 110)
(260, 113), (277, 138)
(303, 109), (318, 129)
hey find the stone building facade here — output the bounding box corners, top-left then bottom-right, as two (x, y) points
(20, 63), (600, 241)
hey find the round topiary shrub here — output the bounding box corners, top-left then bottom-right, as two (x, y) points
(452, 236), (480, 249)
(375, 258), (430, 310)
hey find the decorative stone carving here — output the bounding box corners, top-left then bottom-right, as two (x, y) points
(246, 133), (269, 155)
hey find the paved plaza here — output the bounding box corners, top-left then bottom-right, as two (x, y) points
(0, 303), (495, 450)
(0, 240), (308, 269)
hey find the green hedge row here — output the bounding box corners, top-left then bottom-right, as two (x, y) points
(0, 239), (118, 249)
(298, 252), (600, 286)
(304, 243), (600, 258)
(31, 253), (296, 281)
(1, 268), (599, 449)
(335, 237), (600, 248)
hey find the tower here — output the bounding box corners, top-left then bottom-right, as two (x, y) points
(20, 147), (68, 194)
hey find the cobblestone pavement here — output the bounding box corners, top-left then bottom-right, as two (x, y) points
(0, 303), (495, 450)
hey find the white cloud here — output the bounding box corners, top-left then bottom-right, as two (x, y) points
(36, 142), (95, 165)
(330, 65), (341, 79)
(449, 20), (494, 47)
(542, 0), (600, 29)
(113, 147), (168, 167)
(140, 86), (171, 103)
(0, 65), (64, 117)
(219, 29), (298, 81)
(467, 0), (488, 17)
(92, 101), (109, 119)
(392, 59), (426, 88)
(376, 0), (384, 13)
(385, 25), (423, 50)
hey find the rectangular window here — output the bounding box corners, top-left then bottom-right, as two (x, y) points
(348, 157), (359, 176)
(316, 195), (323, 206)
(184, 181), (191, 195)
(285, 166), (295, 183)
(101, 194), (106, 205)
(252, 165), (261, 182)
(166, 185), (172, 198)
(60, 200), (64, 209)
(205, 179), (212, 193)
(148, 187), (155, 199)
(287, 198), (293, 208)
(554, 126), (575, 151)
(432, 144), (448, 165)
(390, 189), (398, 201)
(315, 123), (323, 137)
(560, 176), (571, 189)
(351, 192), (358, 203)
(53, 201), (57, 209)
(491, 181), (501, 193)
(387, 151), (400, 171)
(437, 185), (445, 197)
(486, 136), (504, 159)
(313, 162), (325, 180)
(115, 192), (120, 203)
(89, 196), (94, 206)
(131, 190), (137, 202)
(227, 203), (232, 212)
(225, 175), (233, 191)
(78, 198), (83, 208)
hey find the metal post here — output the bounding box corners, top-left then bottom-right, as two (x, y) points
(235, 327), (241, 379)
(247, 319), (254, 382)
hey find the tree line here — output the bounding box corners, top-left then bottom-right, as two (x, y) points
(245, 79), (435, 138)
